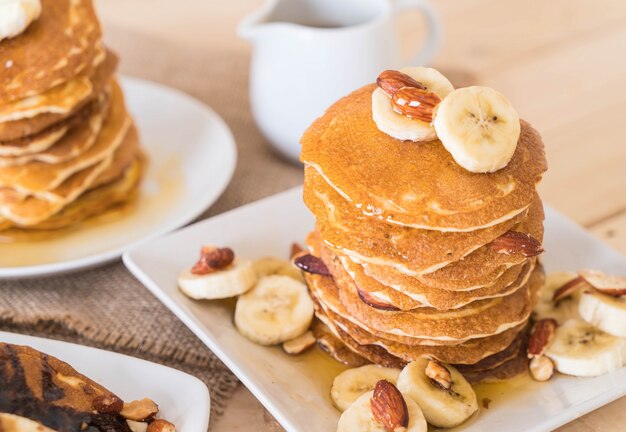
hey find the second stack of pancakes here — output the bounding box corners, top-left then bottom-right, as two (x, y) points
(300, 84), (548, 382)
(0, 0), (144, 238)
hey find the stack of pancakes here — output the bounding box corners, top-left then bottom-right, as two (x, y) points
(300, 84), (548, 382)
(0, 0), (144, 238)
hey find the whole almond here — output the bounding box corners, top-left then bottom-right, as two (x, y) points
(357, 288), (400, 311)
(579, 269), (626, 297)
(377, 70), (425, 97)
(391, 87), (441, 123)
(191, 246), (235, 275)
(528, 318), (558, 358)
(489, 231), (544, 257)
(370, 380), (409, 432)
(292, 254), (331, 276)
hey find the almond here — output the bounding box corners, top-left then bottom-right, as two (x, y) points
(147, 419), (176, 432)
(357, 288), (401, 311)
(425, 359), (452, 390)
(292, 254), (331, 276)
(391, 87), (441, 123)
(529, 355), (554, 381)
(552, 276), (588, 303)
(528, 318), (557, 358)
(191, 246), (235, 275)
(488, 231), (544, 257)
(93, 394), (123, 414)
(377, 70), (425, 97)
(370, 380), (409, 432)
(579, 269), (626, 297)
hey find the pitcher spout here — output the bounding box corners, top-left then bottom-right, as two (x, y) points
(237, 0), (284, 41)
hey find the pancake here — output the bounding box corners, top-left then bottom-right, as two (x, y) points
(311, 318), (370, 367)
(0, 92), (109, 167)
(0, 0), (102, 104)
(360, 198), (544, 288)
(0, 343), (131, 431)
(0, 48), (117, 143)
(0, 80), (130, 195)
(0, 122), (135, 227)
(306, 167), (532, 275)
(300, 84), (547, 231)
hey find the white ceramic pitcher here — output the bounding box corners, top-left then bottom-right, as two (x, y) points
(239, 0), (442, 162)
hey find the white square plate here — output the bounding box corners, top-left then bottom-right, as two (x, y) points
(0, 331), (210, 431)
(124, 187), (626, 432)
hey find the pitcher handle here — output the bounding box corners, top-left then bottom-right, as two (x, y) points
(393, 0), (442, 66)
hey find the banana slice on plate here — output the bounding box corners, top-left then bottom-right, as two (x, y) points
(235, 275), (315, 345)
(178, 260), (257, 300)
(433, 86), (520, 173)
(337, 389), (427, 432)
(252, 257), (304, 282)
(372, 67), (454, 142)
(534, 272), (581, 324)
(579, 290), (626, 337)
(396, 358), (477, 428)
(545, 318), (626, 377)
(331, 364), (402, 412)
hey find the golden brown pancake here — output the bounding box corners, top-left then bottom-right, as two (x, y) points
(306, 166), (532, 275)
(0, 343), (131, 431)
(0, 80), (129, 195)
(0, 0), (102, 104)
(0, 49), (117, 142)
(300, 84), (547, 231)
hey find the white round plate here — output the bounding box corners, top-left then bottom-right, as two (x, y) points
(0, 77), (237, 279)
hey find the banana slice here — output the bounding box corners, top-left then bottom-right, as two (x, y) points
(545, 318), (626, 377)
(579, 290), (626, 337)
(372, 67), (454, 142)
(331, 365), (402, 412)
(178, 260), (257, 300)
(534, 272), (581, 324)
(252, 257), (304, 282)
(433, 86), (520, 173)
(234, 275), (314, 345)
(396, 358), (477, 428)
(337, 390), (427, 432)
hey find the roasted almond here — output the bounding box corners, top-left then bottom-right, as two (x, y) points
(552, 276), (588, 303)
(489, 231), (544, 257)
(191, 246), (235, 275)
(357, 287), (401, 311)
(579, 269), (626, 297)
(528, 318), (557, 358)
(425, 359), (452, 390)
(147, 419), (176, 432)
(391, 87), (441, 123)
(377, 70), (426, 97)
(293, 254), (331, 276)
(370, 380), (409, 432)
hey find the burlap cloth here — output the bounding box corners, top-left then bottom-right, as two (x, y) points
(0, 25), (302, 427)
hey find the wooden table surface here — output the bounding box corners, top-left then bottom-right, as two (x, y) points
(94, 0), (626, 430)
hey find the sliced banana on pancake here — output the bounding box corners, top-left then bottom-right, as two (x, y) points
(433, 86), (521, 173)
(533, 271), (581, 324)
(396, 358), (477, 428)
(545, 318), (626, 377)
(372, 67), (454, 142)
(579, 290), (626, 338)
(331, 364), (401, 412)
(178, 260), (257, 300)
(337, 388), (427, 432)
(235, 275), (314, 345)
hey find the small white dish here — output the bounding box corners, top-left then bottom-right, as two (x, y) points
(124, 187), (626, 432)
(0, 331), (210, 431)
(0, 76), (237, 279)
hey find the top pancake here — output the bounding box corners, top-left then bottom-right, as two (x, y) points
(0, 0), (102, 104)
(300, 84), (547, 232)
